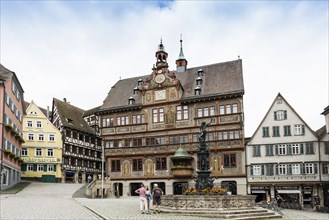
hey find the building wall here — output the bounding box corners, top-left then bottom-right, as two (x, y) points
(0, 76), (24, 190)
(21, 101), (62, 182)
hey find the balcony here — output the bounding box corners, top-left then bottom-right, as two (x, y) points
(171, 165), (193, 178)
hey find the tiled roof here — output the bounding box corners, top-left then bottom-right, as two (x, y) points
(0, 64), (12, 80)
(315, 125), (326, 138)
(53, 98), (95, 134)
(83, 106), (101, 117)
(101, 59), (244, 111)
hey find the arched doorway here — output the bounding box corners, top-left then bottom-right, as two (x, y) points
(113, 183), (123, 197)
(173, 182), (188, 195)
(221, 181), (237, 195)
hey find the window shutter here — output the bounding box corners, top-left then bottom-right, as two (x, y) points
(288, 164), (292, 174)
(44, 164), (47, 172)
(33, 164), (37, 171)
(21, 164), (27, 171)
(261, 165), (264, 175)
(250, 166), (253, 176)
(302, 125), (305, 135)
(310, 142), (314, 154)
(274, 112), (277, 120)
(284, 111), (287, 119)
(54, 164), (57, 172)
(301, 163), (304, 174)
(275, 164), (279, 175)
(275, 145), (278, 155)
(300, 143), (304, 154)
(287, 144), (292, 155)
(314, 164), (318, 174)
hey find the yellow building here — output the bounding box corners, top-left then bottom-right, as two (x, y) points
(21, 101), (62, 182)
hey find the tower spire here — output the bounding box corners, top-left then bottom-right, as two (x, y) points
(176, 34), (188, 73)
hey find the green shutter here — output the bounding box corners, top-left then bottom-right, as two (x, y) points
(275, 145), (278, 155)
(250, 166), (253, 176)
(33, 164), (37, 171)
(284, 111), (287, 119)
(275, 164), (278, 174)
(21, 164), (27, 171)
(300, 143), (304, 154)
(302, 125), (305, 135)
(54, 164), (57, 172)
(44, 164), (47, 172)
(288, 164), (292, 174)
(287, 144), (292, 155)
(274, 112), (277, 120)
(261, 165), (264, 175)
(314, 164), (318, 174)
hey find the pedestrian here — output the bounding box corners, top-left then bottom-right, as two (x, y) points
(145, 186), (152, 211)
(135, 184), (150, 214)
(152, 183), (164, 214)
(87, 175), (92, 183)
(276, 194), (283, 208)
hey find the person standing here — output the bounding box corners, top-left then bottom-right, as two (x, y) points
(135, 184), (149, 214)
(152, 184), (164, 214)
(87, 175), (92, 183)
(145, 186), (152, 211)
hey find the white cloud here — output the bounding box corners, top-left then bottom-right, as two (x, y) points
(1, 1), (328, 136)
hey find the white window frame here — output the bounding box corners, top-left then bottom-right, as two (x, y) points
(27, 121), (33, 127)
(49, 134), (55, 141)
(47, 164), (55, 172)
(291, 144), (300, 154)
(305, 163), (314, 174)
(36, 148), (42, 156)
(28, 133), (34, 141)
(47, 149), (54, 157)
(38, 133), (44, 141)
(253, 165), (261, 176)
(36, 121), (42, 128)
(294, 124), (304, 135)
(278, 144), (287, 155)
(291, 164), (301, 174)
(37, 164), (44, 172)
(278, 164), (287, 175)
(27, 164), (34, 171)
(22, 148), (28, 156)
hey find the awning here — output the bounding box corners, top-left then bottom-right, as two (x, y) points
(252, 190), (266, 194)
(277, 190), (300, 194)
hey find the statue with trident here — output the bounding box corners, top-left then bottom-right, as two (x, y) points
(198, 120), (212, 143)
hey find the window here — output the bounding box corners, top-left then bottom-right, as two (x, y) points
(132, 138), (142, 147)
(36, 121), (42, 128)
(38, 133), (44, 141)
(305, 142), (314, 154)
(156, 158), (167, 170)
(153, 108), (164, 123)
(132, 114), (145, 124)
(291, 144), (300, 154)
(305, 163), (315, 174)
(27, 164), (34, 171)
(22, 148), (28, 156)
(272, 126), (280, 137)
(219, 105), (225, 115)
(265, 145), (274, 156)
(294, 124), (305, 135)
(277, 144), (287, 155)
(169, 135), (179, 144)
(133, 159), (143, 171)
(36, 148), (42, 156)
(47, 149), (54, 157)
(37, 164), (44, 172)
(252, 165), (262, 176)
(284, 125), (291, 136)
(207, 132), (214, 141)
(223, 154), (236, 167)
(253, 145), (261, 157)
(322, 164), (329, 174)
(176, 106), (188, 120)
(262, 127), (270, 137)
(291, 164), (301, 174)
(47, 165), (55, 172)
(232, 104), (238, 113)
(124, 139), (133, 147)
(49, 134), (55, 141)
(266, 164), (274, 176)
(27, 121), (32, 127)
(274, 110), (287, 120)
(103, 117), (114, 127)
(278, 164), (287, 175)
(226, 105), (231, 114)
(156, 136), (165, 145)
(111, 160), (121, 172)
(28, 133), (34, 141)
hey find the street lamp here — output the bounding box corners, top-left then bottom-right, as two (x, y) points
(101, 140), (104, 199)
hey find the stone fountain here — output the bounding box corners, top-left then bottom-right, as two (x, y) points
(161, 121), (281, 219)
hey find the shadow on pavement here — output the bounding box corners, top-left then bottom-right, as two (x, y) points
(0, 181), (31, 194)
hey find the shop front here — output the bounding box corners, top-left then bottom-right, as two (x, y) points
(251, 186), (270, 203)
(275, 186), (302, 209)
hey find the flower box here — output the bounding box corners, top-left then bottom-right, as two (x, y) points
(4, 149), (11, 155)
(5, 124), (13, 131)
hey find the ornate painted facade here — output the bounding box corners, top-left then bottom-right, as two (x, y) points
(98, 39), (246, 196)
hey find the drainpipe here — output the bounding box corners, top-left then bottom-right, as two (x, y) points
(0, 79), (6, 191)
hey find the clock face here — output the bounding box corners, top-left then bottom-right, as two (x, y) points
(155, 90), (166, 100)
(154, 74), (166, 84)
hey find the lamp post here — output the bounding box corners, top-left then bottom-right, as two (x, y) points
(0, 78), (6, 191)
(101, 140), (104, 199)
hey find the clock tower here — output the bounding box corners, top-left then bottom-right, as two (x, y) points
(155, 39), (169, 70)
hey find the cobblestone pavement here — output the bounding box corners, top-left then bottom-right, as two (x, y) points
(0, 182), (100, 220)
(1, 182), (329, 220)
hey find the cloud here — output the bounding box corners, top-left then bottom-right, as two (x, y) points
(1, 1), (328, 136)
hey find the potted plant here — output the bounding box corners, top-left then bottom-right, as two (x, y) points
(5, 124), (13, 131)
(10, 129), (18, 136)
(4, 149), (11, 155)
(14, 155), (19, 160)
(10, 152), (16, 158)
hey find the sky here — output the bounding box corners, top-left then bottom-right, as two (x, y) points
(1, 0), (328, 137)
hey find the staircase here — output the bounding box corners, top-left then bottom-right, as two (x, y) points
(85, 179), (112, 199)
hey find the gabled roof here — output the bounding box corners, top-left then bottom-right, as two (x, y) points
(25, 101), (51, 117)
(53, 98), (95, 134)
(315, 125), (326, 138)
(249, 93), (318, 142)
(0, 64), (25, 93)
(83, 106), (101, 117)
(101, 59), (244, 111)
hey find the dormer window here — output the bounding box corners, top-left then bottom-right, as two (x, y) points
(128, 97), (135, 105)
(133, 87), (140, 95)
(196, 76), (203, 86)
(138, 79), (143, 86)
(197, 69), (204, 77)
(194, 86), (201, 96)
